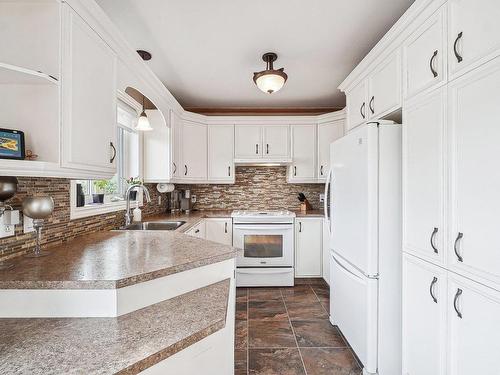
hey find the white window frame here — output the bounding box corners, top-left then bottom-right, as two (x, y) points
(70, 91), (144, 220)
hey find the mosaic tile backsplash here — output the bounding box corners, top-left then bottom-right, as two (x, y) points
(0, 166), (324, 260)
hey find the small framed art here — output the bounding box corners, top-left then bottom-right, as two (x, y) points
(0, 128), (25, 160)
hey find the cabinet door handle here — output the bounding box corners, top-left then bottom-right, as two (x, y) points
(360, 102), (366, 119)
(453, 32), (463, 63)
(454, 232), (464, 262)
(184, 165), (188, 176)
(224, 222), (228, 233)
(429, 277), (438, 303)
(320, 165), (324, 176)
(294, 166), (297, 176)
(369, 96), (375, 114)
(430, 50), (438, 78)
(110, 141), (117, 163)
(299, 221), (302, 232)
(173, 162), (177, 174)
(228, 166), (231, 176)
(256, 144), (259, 154)
(266, 144), (269, 154)
(430, 227), (439, 254)
(195, 229), (200, 233)
(453, 288), (463, 318)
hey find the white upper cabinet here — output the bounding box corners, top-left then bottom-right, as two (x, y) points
(234, 125), (262, 160)
(295, 218), (323, 277)
(61, 4), (117, 176)
(447, 273), (500, 375)
(448, 0), (500, 78)
(317, 119), (344, 180)
(404, 7), (447, 99)
(143, 110), (170, 183)
(181, 120), (207, 180)
(402, 254), (447, 375)
(208, 125), (234, 183)
(289, 125), (316, 182)
(368, 52), (402, 119)
(235, 125), (290, 161)
(262, 125), (290, 160)
(403, 88), (446, 266)
(170, 110), (182, 179)
(448, 58), (500, 290)
(205, 218), (232, 246)
(346, 80), (368, 131)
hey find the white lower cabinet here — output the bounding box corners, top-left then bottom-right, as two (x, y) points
(402, 253), (447, 375)
(205, 218), (232, 246)
(295, 217), (322, 277)
(447, 273), (500, 375)
(185, 221), (205, 239)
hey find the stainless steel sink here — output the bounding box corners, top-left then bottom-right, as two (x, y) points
(119, 221), (186, 231)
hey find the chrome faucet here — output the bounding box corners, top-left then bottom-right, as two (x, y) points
(124, 184), (151, 226)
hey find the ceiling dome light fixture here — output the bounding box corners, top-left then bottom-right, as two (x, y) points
(253, 52), (288, 94)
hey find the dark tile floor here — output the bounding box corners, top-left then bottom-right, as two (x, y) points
(235, 280), (362, 375)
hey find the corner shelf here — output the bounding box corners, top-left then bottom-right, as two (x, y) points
(0, 62), (59, 85)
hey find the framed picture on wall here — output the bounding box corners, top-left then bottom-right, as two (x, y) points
(0, 128), (25, 160)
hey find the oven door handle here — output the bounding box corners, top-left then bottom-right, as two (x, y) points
(233, 225), (293, 231)
(236, 268), (293, 275)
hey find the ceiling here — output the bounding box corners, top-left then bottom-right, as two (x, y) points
(97, 0), (415, 109)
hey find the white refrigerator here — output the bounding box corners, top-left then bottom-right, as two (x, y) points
(327, 121), (402, 375)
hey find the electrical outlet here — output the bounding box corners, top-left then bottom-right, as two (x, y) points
(23, 214), (35, 234)
(319, 193), (325, 203)
(191, 195), (197, 203)
(0, 216), (15, 238)
(158, 196), (162, 205)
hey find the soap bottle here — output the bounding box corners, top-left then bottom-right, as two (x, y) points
(132, 201), (142, 222)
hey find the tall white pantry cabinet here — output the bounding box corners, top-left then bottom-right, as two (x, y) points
(401, 4), (500, 374)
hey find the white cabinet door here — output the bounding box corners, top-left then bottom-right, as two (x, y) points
(404, 7), (446, 99)
(448, 0), (500, 78)
(205, 218), (232, 246)
(368, 52), (402, 119)
(61, 5), (117, 175)
(263, 125), (290, 160)
(170, 110), (182, 179)
(346, 80), (368, 131)
(143, 110), (170, 183)
(181, 120), (207, 180)
(403, 88), (445, 266)
(447, 273), (500, 375)
(295, 218), (322, 277)
(317, 119), (344, 180)
(402, 254), (447, 375)
(289, 125), (316, 182)
(208, 125), (234, 182)
(234, 125), (262, 160)
(448, 58), (500, 290)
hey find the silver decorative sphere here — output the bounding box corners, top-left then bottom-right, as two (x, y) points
(22, 196), (54, 219)
(0, 177), (18, 202)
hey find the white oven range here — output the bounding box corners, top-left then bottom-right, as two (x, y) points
(232, 210), (295, 287)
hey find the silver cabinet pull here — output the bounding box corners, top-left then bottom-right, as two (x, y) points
(184, 165), (188, 176)
(429, 277), (438, 303)
(453, 32), (463, 63)
(369, 96), (375, 114)
(293, 166), (297, 176)
(256, 144), (259, 154)
(430, 50), (438, 78)
(320, 165), (324, 176)
(299, 221), (302, 232)
(195, 229), (200, 233)
(454, 232), (464, 262)
(173, 162), (177, 174)
(228, 166), (231, 176)
(110, 141), (117, 163)
(266, 144), (269, 154)
(453, 288), (463, 318)
(360, 102), (366, 119)
(430, 227), (439, 254)
(224, 222), (228, 233)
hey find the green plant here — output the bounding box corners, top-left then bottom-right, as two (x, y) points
(93, 179), (117, 194)
(125, 176), (142, 185)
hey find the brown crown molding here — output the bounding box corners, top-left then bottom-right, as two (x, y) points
(184, 107), (343, 116)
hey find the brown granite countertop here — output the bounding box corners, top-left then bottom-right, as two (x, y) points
(0, 279), (230, 375)
(0, 215), (238, 289)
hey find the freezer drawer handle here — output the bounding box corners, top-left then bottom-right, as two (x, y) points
(430, 227), (439, 254)
(453, 288), (463, 318)
(429, 277), (438, 303)
(453, 32), (463, 63)
(430, 50), (438, 78)
(454, 232), (464, 262)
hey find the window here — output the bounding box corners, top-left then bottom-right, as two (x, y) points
(70, 96), (141, 219)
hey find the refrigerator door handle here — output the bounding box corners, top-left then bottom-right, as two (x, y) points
(331, 253), (364, 281)
(324, 168), (332, 225)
